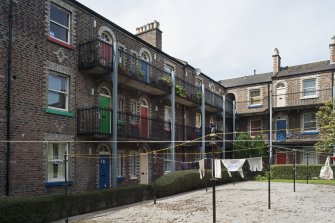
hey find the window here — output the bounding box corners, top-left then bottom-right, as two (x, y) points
(118, 99), (124, 121)
(195, 113), (201, 128)
(129, 154), (137, 176)
(250, 119), (262, 137)
(249, 89), (261, 105)
(48, 72), (69, 110)
(164, 64), (174, 74)
(303, 112), (317, 132)
(50, 3), (70, 43)
(195, 78), (202, 87)
(117, 153), (124, 177)
(130, 102), (138, 124)
(48, 143), (68, 182)
(303, 79), (316, 97)
(164, 106), (171, 130)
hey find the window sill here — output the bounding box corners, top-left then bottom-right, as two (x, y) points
(129, 175), (138, 180)
(248, 104), (263, 109)
(48, 36), (75, 50)
(45, 180), (73, 187)
(44, 108), (74, 117)
(302, 131), (319, 135)
(300, 96), (318, 100)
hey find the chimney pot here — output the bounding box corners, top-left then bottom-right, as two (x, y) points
(330, 36), (335, 64)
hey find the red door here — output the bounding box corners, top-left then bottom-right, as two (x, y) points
(276, 152), (286, 164)
(140, 106), (149, 138)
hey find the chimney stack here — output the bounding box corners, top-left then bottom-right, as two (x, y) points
(272, 48), (281, 74)
(136, 20), (162, 50)
(330, 36), (335, 64)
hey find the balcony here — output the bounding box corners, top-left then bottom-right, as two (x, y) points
(274, 129), (319, 144)
(79, 39), (113, 75)
(118, 50), (171, 95)
(77, 107), (171, 141)
(272, 88), (332, 110)
(205, 89), (223, 112)
(175, 124), (201, 142)
(175, 77), (201, 106)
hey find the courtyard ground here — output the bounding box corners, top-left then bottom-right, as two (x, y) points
(59, 181), (335, 223)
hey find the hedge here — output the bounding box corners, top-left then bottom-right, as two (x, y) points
(0, 169), (245, 223)
(270, 164), (335, 180)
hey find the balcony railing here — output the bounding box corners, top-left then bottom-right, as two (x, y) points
(175, 124), (201, 141)
(205, 89), (223, 109)
(118, 50), (172, 93)
(77, 107), (171, 140)
(79, 39), (113, 75)
(175, 77), (201, 104)
(274, 130), (319, 142)
(272, 88), (332, 108)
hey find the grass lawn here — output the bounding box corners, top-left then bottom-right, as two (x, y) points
(258, 179), (335, 185)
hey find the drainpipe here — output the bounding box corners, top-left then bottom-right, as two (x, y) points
(221, 94), (225, 158)
(6, 0), (14, 196)
(170, 71), (176, 171)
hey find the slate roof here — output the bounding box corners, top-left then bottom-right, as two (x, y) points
(219, 72), (274, 88)
(274, 60), (335, 78)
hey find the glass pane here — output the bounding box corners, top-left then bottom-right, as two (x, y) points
(53, 163), (58, 178)
(48, 91), (66, 109)
(53, 144), (59, 159)
(304, 113), (315, 121)
(251, 96), (261, 105)
(50, 4), (69, 27)
(50, 23), (68, 42)
(304, 121), (316, 130)
(49, 74), (67, 92)
(250, 90), (260, 97)
(303, 79), (315, 88)
(303, 88), (316, 96)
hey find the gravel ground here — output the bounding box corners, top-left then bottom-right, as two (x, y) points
(63, 181), (335, 223)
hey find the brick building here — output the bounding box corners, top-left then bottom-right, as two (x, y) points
(0, 0), (225, 196)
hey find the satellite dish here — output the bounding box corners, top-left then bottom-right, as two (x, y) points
(195, 68), (201, 76)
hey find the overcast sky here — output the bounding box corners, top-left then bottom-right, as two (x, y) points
(77, 0), (335, 81)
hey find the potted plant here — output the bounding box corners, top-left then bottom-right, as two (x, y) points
(175, 84), (186, 98)
(135, 65), (144, 80)
(158, 76), (172, 87)
(118, 63), (127, 75)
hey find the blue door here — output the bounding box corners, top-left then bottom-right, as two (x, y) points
(99, 157), (110, 189)
(141, 61), (148, 82)
(276, 120), (287, 142)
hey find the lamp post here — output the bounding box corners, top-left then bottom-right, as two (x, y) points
(195, 68), (205, 159)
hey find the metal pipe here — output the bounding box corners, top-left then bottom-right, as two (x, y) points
(222, 94), (226, 158)
(201, 82), (205, 159)
(293, 149), (296, 192)
(64, 153), (69, 223)
(268, 84), (273, 209)
(111, 42), (119, 188)
(171, 71), (176, 171)
(6, 0), (14, 196)
(211, 128), (216, 223)
(306, 152), (309, 184)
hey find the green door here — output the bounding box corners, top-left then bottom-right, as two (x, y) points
(99, 95), (111, 134)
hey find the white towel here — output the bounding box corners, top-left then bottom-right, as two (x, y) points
(247, 157), (263, 172)
(199, 159), (205, 179)
(221, 159), (246, 178)
(214, 159), (222, 178)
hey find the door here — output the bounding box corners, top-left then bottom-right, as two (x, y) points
(140, 153), (149, 184)
(99, 94), (111, 134)
(276, 119), (287, 142)
(276, 83), (286, 107)
(140, 99), (149, 138)
(140, 61), (148, 81)
(99, 156), (110, 189)
(277, 153), (286, 164)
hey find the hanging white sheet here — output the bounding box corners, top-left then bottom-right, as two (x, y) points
(199, 159), (205, 179)
(221, 159), (246, 178)
(213, 159), (222, 179)
(247, 157), (263, 172)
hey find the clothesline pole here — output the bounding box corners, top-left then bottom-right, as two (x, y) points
(306, 152), (309, 184)
(293, 150), (296, 192)
(268, 84), (273, 210)
(153, 152), (157, 204)
(210, 128), (216, 223)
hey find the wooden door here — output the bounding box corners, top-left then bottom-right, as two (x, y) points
(99, 94), (111, 134)
(277, 152), (286, 164)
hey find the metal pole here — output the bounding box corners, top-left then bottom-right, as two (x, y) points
(111, 42), (119, 188)
(293, 149), (296, 192)
(232, 100), (236, 142)
(268, 84), (273, 209)
(171, 71), (176, 171)
(211, 128), (216, 223)
(222, 95), (226, 159)
(306, 152), (309, 184)
(64, 153), (69, 223)
(201, 82), (206, 159)
(153, 152), (157, 204)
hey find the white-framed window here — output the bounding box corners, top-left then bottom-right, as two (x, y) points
(302, 78), (317, 97)
(48, 72), (69, 110)
(50, 3), (70, 43)
(48, 143), (68, 182)
(130, 101), (138, 124)
(164, 106), (171, 130)
(249, 89), (261, 105)
(250, 119), (262, 137)
(195, 113), (201, 128)
(129, 153), (137, 177)
(303, 112), (317, 132)
(117, 153), (124, 177)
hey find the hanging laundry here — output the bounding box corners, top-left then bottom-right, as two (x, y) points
(199, 159), (205, 179)
(247, 157), (263, 172)
(212, 159), (222, 179)
(221, 159), (246, 178)
(320, 156), (333, 180)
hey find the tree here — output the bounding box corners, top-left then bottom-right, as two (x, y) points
(233, 133), (251, 158)
(251, 135), (267, 157)
(316, 101), (335, 153)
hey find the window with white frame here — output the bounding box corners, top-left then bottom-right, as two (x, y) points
(250, 119), (262, 137)
(195, 113), (201, 128)
(303, 112), (317, 132)
(48, 72), (69, 110)
(50, 3), (70, 43)
(303, 78), (317, 97)
(164, 106), (171, 130)
(249, 89), (261, 105)
(117, 153), (124, 177)
(129, 153), (137, 176)
(48, 143), (68, 182)
(130, 101), (138, 124)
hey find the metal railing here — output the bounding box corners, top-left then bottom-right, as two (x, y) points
(175, 77), (201, 104)
(79, 39), (113, 72)
(205, 89), (223, 109)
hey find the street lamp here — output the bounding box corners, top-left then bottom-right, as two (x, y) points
(195, 68), (205, 159)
